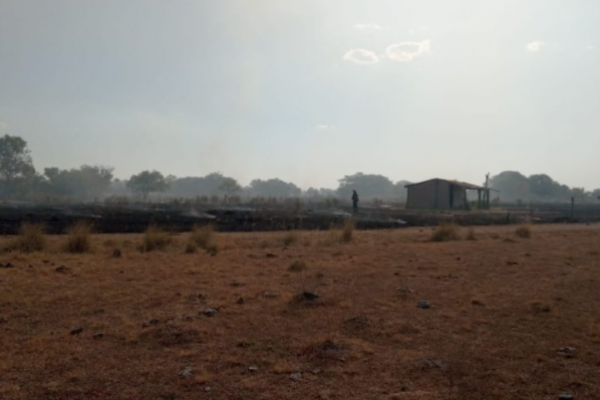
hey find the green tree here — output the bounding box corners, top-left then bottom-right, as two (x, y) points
(337, 173), (394, 199)
(127, 170), (169, 199)
(489, 171), (531, 201)
(0, 135), (36, 198)
(247, 178), (301, 197)
(43, 165), (114, 200)
(219, 176), (242, 195)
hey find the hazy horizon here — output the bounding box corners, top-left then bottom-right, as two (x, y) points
(1, 0), (599, 190)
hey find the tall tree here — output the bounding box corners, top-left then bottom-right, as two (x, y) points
(489, 171), (531, 201)
(0, 135), (35, 198)
(43, 165), (114, 200)
(127, 170), (169, 199)
(336, 173), (394, 199)
(247, 178), (302, 197)
(219, 177), (242, 195)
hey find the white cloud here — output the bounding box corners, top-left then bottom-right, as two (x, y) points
(343, 48), (379, 64)
(316, 124), (332, 131)
(353, 23), (382, 31)
(0, 121), (8, 132)
(527, 41), (544, 52)
(385, 40), (430, 63)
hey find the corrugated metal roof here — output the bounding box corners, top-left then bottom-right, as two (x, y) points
(405, 178), (488, 190)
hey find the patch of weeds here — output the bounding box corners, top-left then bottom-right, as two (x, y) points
(515, 225), (532, 239)
(465, 227), (476, 241)
(340, 219), (355, 244)
(281, 231), (299, 247)
(189, 225), (214, 249)
(64, 221), (93, 253)
(184, 242), (198, 254)
(205, 244), (219, 256)
(141, 225), (172, 252)
(430, 223), (461, 242)
(5, 223), (46, 253)
(288, 259), (308, 273)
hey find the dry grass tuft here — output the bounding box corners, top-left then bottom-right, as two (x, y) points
(184, 242), (198, 254)
(515, 224), (532, 239)
(141, 225), (172, 252)
(465, 227), (476, 241)
(205, 244), (219, 256)
(288, 259), (308, 273)
(281, 231), (299, 247)
(189, 225), (215, 249)
(430, 222), (461, 242)
(5, 223), (46, 253)
(64, 221), (93, 253)
(340, 219), (355, 244)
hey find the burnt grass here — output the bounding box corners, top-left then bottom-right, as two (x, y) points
(1, 224), (600, 399)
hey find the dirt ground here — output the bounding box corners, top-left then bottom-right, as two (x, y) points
(1, 224), (600, 400)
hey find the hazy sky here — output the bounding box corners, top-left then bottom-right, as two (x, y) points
(1, 0), (599, 189)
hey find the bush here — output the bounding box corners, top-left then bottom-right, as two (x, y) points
(205, 244), (219, 256)
(515, 225), (532, 239)
(64, 221), (93, 253)
(340, 219), (355, 244)
(141, 225), (172, 252)
(6, 223), (46, 253)
(189, 225), (215, 249)
(430, 223), (461, 242)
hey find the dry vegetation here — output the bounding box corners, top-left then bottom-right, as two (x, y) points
(4, 222), (46, 253)
(430, 222), (461, 242)
(516, 224), (533, 239)
(1, 224), (600, 400)
(141, 225), (173, 252)
(64, 221), (94, 253)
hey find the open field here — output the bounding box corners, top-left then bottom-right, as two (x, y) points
(1, 224), (600, 399)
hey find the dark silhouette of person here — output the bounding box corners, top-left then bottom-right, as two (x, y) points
(351, 190), (359, 212)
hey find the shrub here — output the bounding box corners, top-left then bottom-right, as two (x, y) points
(189, 225), (214, 249)
(64, 221), (93, 253)
(141, 225), (172, 252)
(340, 219), (355, 244)
(205, 244), (219, 256)
(112, 248), (122, 258)
(6, 223), (46, 253)
(430, 222), (461, 242)
(515, 225), (532, 239)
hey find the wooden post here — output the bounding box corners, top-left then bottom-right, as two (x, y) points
(477, 189), (482, 209)
(571, 197), (575, 221)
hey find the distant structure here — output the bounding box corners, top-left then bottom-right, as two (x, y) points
(405, 179), (492, 210)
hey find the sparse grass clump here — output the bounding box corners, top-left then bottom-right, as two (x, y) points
(515, 224), (532, 239)
(288, 259), (307, 273)
(64, 221), (93, 253)
(340, 219), (355, 244)
(185, 242), (198, 254)
(430, 222), (461, 242)
(141, 225), (172, 252)
(466, 227), (476, 241)
(281, 231), (299, 247)
(189, 225), (215, 249)
(5, 223), (46, 253)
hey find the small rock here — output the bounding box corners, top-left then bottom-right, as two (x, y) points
(559, 392), (574, 400)
(92, 332), (104, 339)
(263, 291), (278, 299)
(557, 347), (577, 358)
(265, 253), (277, 258)
(0, 317), (7, 324)
(248, 365), (258, 372)
(0, 262), (14, 269)
(70, 326), (84, 335)
(471, 300), (486, 307)
(417, 300), (432, 309)
(312, 368), (321, 375)
(143, 318), (159, 328)
(204, 386), (212, 393)
(179, 366), (193, 379)
(55, 265), (70, 273)
(236, 297), (244, 305)
(419, 358), (444, 369)
(203, 308), (219, 317)
(289, 372), (302, 381)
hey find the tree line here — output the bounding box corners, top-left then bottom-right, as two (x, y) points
(0, 134), (598, 203)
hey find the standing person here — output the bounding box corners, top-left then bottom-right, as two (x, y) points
(351, 190), (359, 213)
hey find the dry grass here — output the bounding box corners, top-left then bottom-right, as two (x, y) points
(64, 221), (93, 253)
(288, 258), (308, 272)
(1, 224), (600, 400)
(515, 224), (533, 238)
(340, 218), (355, 244)
(140, 225), (172, 252)
(281, 231), (299, 247)
(188, 224), (214, 249)
(430, 222), (461, 242)
(4, 223), (46, 253)
(465, 226), (476, 241)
